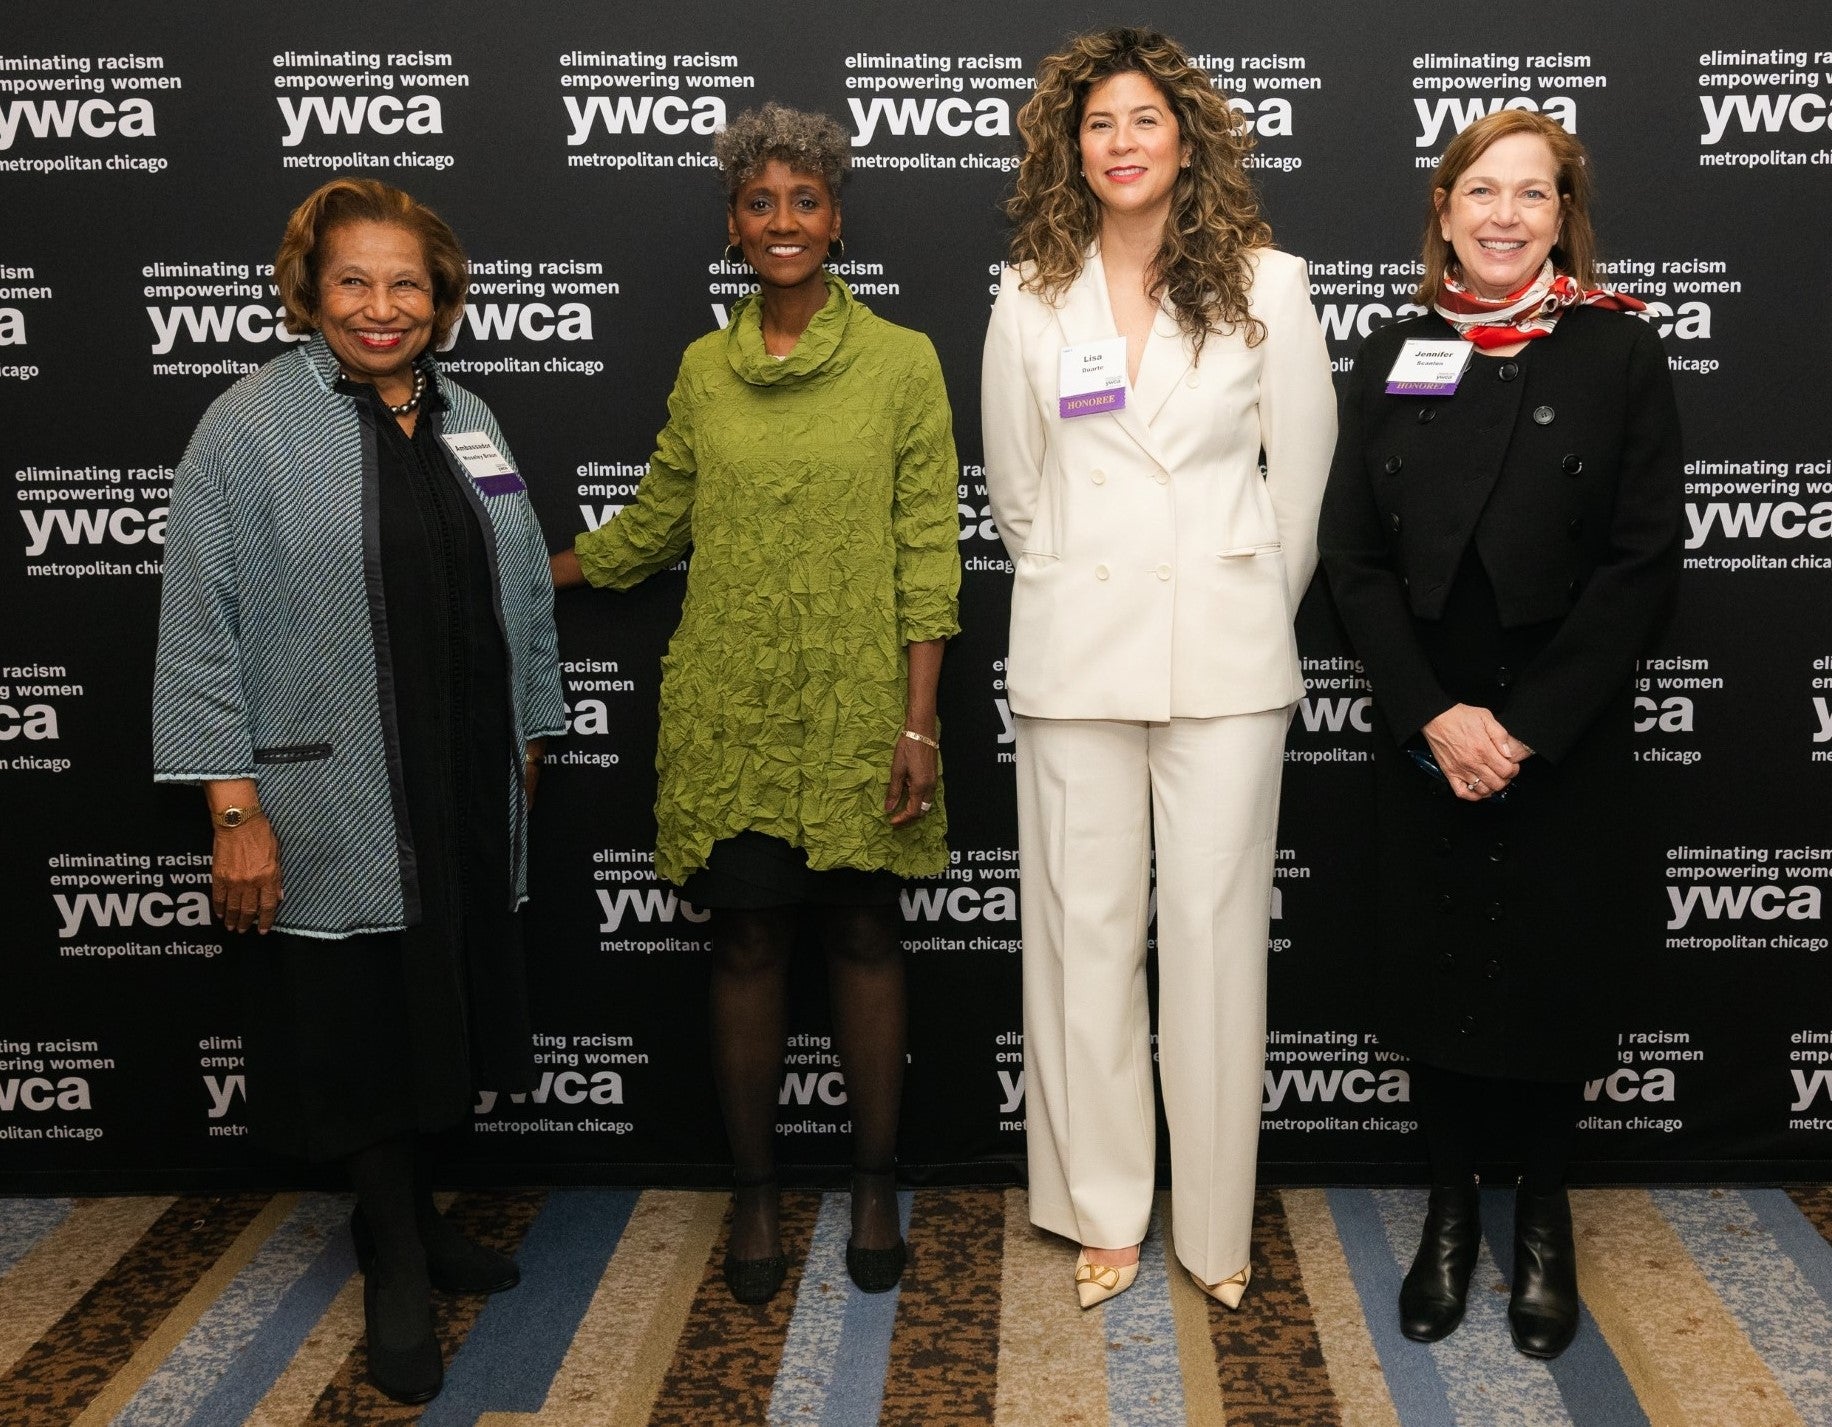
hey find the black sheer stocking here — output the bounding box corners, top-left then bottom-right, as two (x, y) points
(1409, 1063), (1583, 1189)
(1409, 1062), (1480, 1188)
(819, 904), (906, 1251)
(346, 1136), (432, 1350)
(709, 907), (796, 1262)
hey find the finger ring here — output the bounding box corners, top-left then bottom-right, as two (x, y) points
(919, 801), (933, 812)
(1466, 780), (1480, 791)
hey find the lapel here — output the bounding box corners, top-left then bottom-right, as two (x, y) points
(1052, 249), (1179, 471)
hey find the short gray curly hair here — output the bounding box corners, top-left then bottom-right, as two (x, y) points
(712, 103), (849, 203)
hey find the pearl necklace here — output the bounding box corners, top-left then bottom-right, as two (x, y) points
(385, 367), (428, 415)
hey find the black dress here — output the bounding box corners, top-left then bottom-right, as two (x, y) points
(238, 378), (535, 1161)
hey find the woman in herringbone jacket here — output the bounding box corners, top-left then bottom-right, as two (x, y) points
(153, 179), (565, 1406)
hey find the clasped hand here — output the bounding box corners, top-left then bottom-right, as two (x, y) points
(1422, 703), (1534, 802)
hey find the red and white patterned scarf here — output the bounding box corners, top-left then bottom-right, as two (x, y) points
(1435, 259), (1647, 349)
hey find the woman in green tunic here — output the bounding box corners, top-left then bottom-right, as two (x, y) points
(552, 104), (960, 1302)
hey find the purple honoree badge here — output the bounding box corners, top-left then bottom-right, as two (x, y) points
(1059, 387), (1126, 419)
(1058, 337), (1128, 420)
(473, 471), (527, 497)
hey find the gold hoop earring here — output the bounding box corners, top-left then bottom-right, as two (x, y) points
(723, 243), (743, 264)
(829, 235), (846, 262)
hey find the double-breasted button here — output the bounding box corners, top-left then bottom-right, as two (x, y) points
(1487, 902), (1504, 922)
(1489, 841), (1507, 863)
(1533, 405), (1555, 424)
(1496, 666), (1513, 688)
(1152, 470), (1169, 485)
(1095, 564), (1110, 581)
(1400, 574), (1411, 589)
(1498, 361), (1520, 381)
(1485, 960), (1503, 980)
(1438, 893), (1455, 913)
(1435, 836), (1452, 856)
(1459, 1013), (1476, 1035)
(1385, 455), (1403, 473)
(1567, 517), (1583, 540)
(1417, 407), (1437, 424)
(1388, 512), (1402, 532)
(1156, 564), (1172, 581)
(1438, 951), (1456, 970)
(1562, 454), (1584, 475)
(1090, 468), (1106, 485)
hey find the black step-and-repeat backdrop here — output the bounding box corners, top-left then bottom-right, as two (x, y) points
(4, 0), (1829, 1191)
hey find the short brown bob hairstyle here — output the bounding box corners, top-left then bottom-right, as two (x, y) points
(274, 178), (468, 342)
(1417, 109), (1596, 306)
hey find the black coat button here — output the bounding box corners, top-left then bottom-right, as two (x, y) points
(1438, 893), (1455, 913)
(1496, 666), (1513, 688)
(1568, 577), (1582, 599)
(1385, 455), (1404, 474)
(1567, 517), (1583, 540)
(1435, 836), (1452, 856)
(1417, 407), (1437, 424)
(1401, 574), (1411, 589)
(1489, 841), (1507, 863)
(1533, 405), (1555, 424)
(1486, 960), (1503, 979)
(1498, 362), (1520, 381)
(1389, 512), (1402, 532)
(1563, 454), (1583, 475)
(1459, 1013), (1476, 1035)
(1487, 902), (1504, 922)
(1439, 951), (1456, 970)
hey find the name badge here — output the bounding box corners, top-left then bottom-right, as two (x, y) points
(440, 431), (526, 496)
(1384, 340), (1473, 396)
(1058, 337), (1127, 419)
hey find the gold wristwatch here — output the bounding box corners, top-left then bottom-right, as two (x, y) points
(211, 805), (263, 830)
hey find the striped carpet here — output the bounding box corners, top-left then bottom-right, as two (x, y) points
(4, 1185), (1832, 1425)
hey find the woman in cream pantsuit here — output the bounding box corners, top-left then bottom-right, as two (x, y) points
(982, 27), (1335, 1309)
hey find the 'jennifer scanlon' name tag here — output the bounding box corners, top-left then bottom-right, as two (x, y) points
(441, 431), (526, 496)
(1059, 337), (1128, 419)
(1385, 339), (1474, 396)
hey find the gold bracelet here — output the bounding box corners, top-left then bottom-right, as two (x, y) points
(902, 728), (939, 750)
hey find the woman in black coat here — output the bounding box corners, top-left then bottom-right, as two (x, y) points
(1318, 110), (1682, 1359)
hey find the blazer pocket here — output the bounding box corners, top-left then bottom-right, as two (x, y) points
(252, 743), (333, 764)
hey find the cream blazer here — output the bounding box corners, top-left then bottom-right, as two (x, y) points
(981, 247), (1336, 721)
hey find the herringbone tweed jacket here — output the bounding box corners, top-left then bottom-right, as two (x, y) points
(153, 335), (566, 937)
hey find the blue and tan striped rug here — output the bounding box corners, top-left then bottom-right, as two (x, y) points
(3, 1184), (1832, 1425)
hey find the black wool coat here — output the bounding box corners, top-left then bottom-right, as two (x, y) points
(1319, 307), (1683, 1080)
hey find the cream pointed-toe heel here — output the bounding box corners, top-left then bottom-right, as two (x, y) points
(1191, 1263), (1251, 1310)
(1075, 1250), (1139, 1309)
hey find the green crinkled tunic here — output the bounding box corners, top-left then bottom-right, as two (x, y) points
(574, 276), (961, 885)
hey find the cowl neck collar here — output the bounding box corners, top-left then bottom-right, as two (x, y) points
(724, 273), (856, 386)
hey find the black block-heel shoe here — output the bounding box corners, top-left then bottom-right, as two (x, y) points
(1510, 1185), (1579, 1359)
(1399, 1180), (1481, 1342)
(361, 1264), (443, 1404)
(723, 1175), (788, 1305)
(845, 1166), (907, 1294)
(352, 1205), (520, 1295)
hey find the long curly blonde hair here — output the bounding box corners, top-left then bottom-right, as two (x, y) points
(1007, 27), (1271, 355)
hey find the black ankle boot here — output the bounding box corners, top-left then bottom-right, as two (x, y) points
(1509, 1185), (1579, 1358)
(361, 1260), (442, 1404)
(845, 1166), (907, 1293)
(722, 1174), (788, 1304)
(1399, 1181), (1481, 1342)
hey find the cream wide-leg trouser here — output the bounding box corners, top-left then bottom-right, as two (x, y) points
(1015, 708), (1287, 1284)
